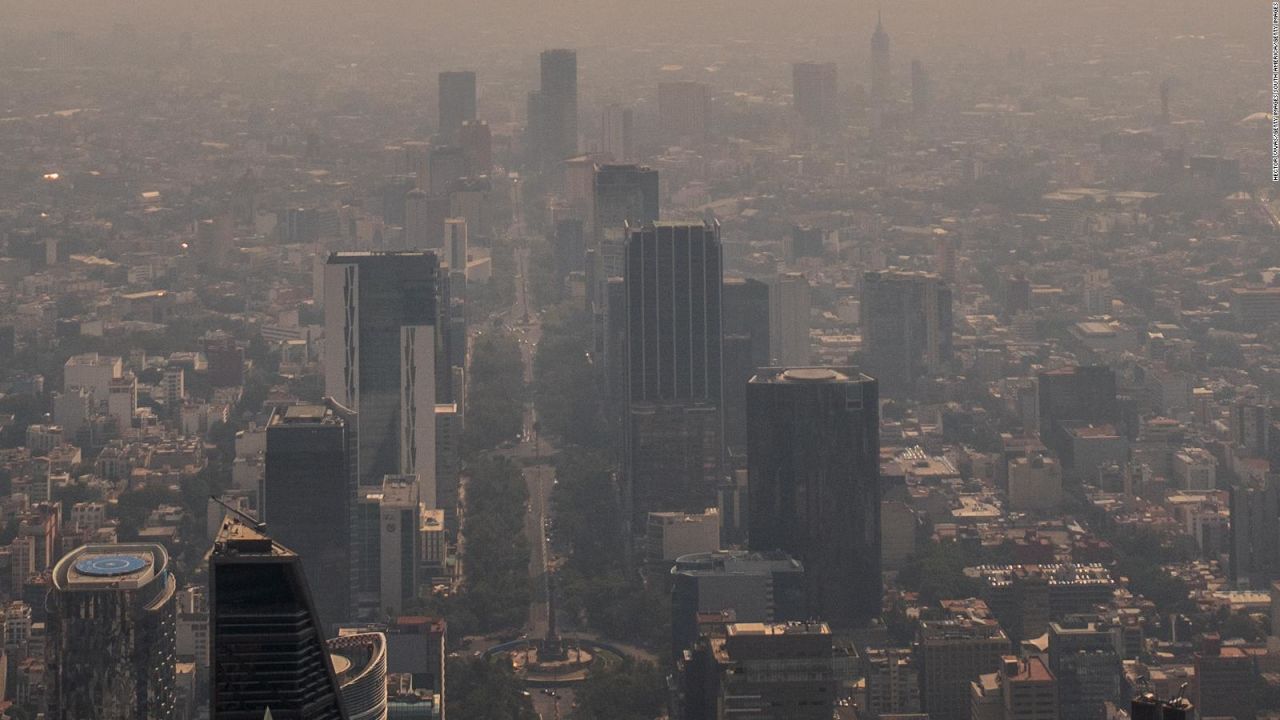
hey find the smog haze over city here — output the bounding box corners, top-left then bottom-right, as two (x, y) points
(0, 1), (1272, 719)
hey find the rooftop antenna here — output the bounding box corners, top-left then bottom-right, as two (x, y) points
(209, 495), (266, 532)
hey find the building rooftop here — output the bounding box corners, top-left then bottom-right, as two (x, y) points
(727, 620), (830, 637)
(752, 366), (874, 386)
(53, 543), (170, 593)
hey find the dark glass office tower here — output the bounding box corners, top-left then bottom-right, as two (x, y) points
(861, 270), (952, 396)
(721, 276), (770, 452)
(323, 252), (440, 497)
(265, 399), (357, 631)
(593, 163), (660, 281)
(626, 222), (722, 405)
(792, 62), (839, 128)
(1036, 365), (1118, 457)
(438, 70), (476, 141)
(49, 543), (177, 720)
(553, 217), (585, 280)
(1229, 474), (1280, 588)
(209, 517), (347, 720)
(624, 222), (724, 523)
(747, 367), (880, 627)
(528, 48), (577, 170)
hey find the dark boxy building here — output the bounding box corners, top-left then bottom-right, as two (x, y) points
(1230, 474), (1280, 588)
(210, 517), (347, 720)
(49, 543), (178, 720)
(747, 367), (880, 627)
(721, 277), (771, 452)
(670, 550), (805, 662)
(792, 61), (839, 129)
(437, 70), (476, 141)
(861, 270), (952, 396)
(624, 221), (724, 524)
(265, 399), (358, 631)
(1037, 365), (1118, 458)
(527, 49), (578, 171)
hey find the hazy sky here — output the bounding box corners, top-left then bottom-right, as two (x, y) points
(2, 0), (1259, 49)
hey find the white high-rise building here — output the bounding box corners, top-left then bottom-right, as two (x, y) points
(324, 252), (438, 500)
(769, 272), (811, 366)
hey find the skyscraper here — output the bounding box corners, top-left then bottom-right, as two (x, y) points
(1229, 474), (1280, 588)
(1048, 617), (1122, 720)
(324, 252), (439, 501)
(870, 11), (891, 103)
(359, 476), (421, 618)
(444, 217), (468, 275)
(624, 221), (724, 523)
(861, 270), (952, 396)
(458, 119), (492, 176)
(403, 188), (431, 249)
(529, 49), (578, 169)
(49, 543), (177, 720)
(769, 272), (811, 366)
(427, 144), (467, 198)
(209, 517), (346, 720)
(600, 103), (634, 161)
(264, 400), (357, 631)
(721, 277), (771, 451)
(658, 80), (710, 145)
(747, 367), (880, 626)
(792, 62), (839, 128)
(438, 70), (476, 141)
(593, 164), (660, 281)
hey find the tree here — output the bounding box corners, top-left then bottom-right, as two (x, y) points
(534, 305), (608, 449)
(550, 449), (669, 648)
(447, 657), (538, 720)
(464, 332), (525, 455)
(456, 456), (532, 633)
(571, 660), (667, 720)
(897, 541), (985, 605)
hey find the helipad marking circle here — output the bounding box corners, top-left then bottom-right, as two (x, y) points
(75, 555), (147, 577)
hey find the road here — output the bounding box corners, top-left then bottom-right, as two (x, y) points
(502, 242), (575, 718)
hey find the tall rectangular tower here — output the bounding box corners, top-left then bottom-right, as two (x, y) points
(792, 62), (839, 128)
(624, 222), (725, 523)
(324, 252), (439, 503)
(535, 49), (578, 167)
(747, 367), (880, 626)
(861, 270), (952, 396)
(600, 103), (634, 161)
(438, 70), (477, 141)
(264, 399), (357, 631)
(770, 272), (811, 367)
